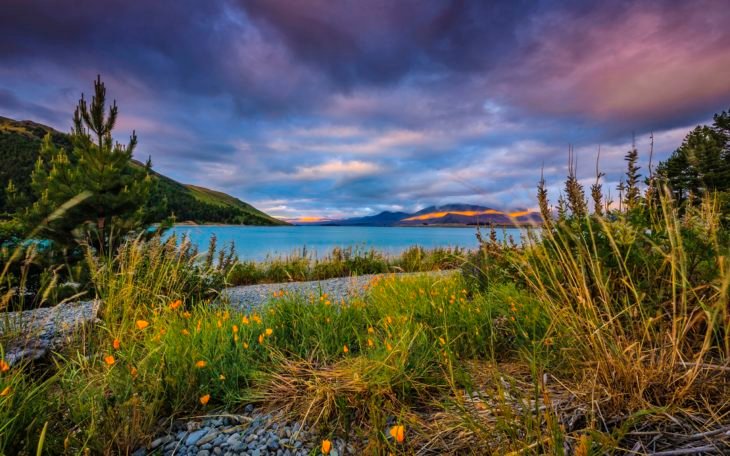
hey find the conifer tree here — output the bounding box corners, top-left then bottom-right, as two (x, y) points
(25, 76), (155, 255)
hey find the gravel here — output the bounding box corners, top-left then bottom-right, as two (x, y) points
(133, 408), (355, 456)
(0, 300), (100, 366)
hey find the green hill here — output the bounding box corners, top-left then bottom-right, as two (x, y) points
(0, 116), (287, 226)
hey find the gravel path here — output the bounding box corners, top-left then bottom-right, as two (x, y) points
(222, 271), (451, 312)
(0, 300), (99, 366)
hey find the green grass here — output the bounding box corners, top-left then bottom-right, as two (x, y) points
(227, 245), (467, 285)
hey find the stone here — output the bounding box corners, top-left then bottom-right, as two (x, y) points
(198, 431), (218, 446)
(186, 429), (209, 446)
(149, 435), (173, 450)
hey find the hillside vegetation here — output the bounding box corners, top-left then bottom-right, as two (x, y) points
(0, 116), (285, 226)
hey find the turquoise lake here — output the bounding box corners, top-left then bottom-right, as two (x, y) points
(168, 225), (525, 261)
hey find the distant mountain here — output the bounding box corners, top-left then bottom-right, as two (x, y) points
(318, 211), (411, 226)
(0, 116), (287, 226)
(313, 204), (542, 227)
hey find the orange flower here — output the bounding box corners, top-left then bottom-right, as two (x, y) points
(112, 338), (121, 350)
(321, 439), (332, 454)
(217, 320), (222, 328)
(169, 299), (182, 310)
(367, 338), (374, 347)
(196, 320), (202, 332)
(219, 374), (226, 381)
(232, 325), (239, 333)
(130, 367), (138, 377)
(135, 320), (149, 330)
(182, 311), (192, 319)
(243, 342), (249, 349)
(104, 355), (115, 366)
(265, 328), (273, 336)
(0, 386), (10, 397)
(386, 342), (393, 351)
(195, 360), (207, 368)
(242, 316), (250, 325)
(367, 327), (375, 334)
(182, 329), (190, 336)
(325, 300), (331, 306)
(0, 360), (9, 372)
(438, 337), (446, 346)
(343, 345), (349, 353)
(252, 314), (262, 324)
(389, 425), (405, 443)
(258, 334), (264, 344)
(199, 394), (210, 405)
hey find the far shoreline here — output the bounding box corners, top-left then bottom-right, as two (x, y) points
(173, 222), (537, 229)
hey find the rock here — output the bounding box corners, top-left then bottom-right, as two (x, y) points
(198, 431), (218, 446)
(198, 451), (210, 456)
(186, 429), (209, 446)
(149, 435), (173, 450)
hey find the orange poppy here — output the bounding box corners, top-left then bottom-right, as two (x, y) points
(199, 394), (210, 405)
(389, 425), (405, 443)
(169, 300), (182, 310)
(0, 360), (9, 372)
(195, 360), (207, 368)
(343, 345), (349, 353)
(265, 328), (273, 336)
(321, 439), (332, 454)
(0, 386), (10, 397)
(104, 355), (116, 366)
(135, 320), (149, 330)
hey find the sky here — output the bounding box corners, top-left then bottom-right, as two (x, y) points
(2, 0), (729, 221)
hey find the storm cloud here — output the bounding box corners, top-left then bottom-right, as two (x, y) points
(1, 0), (729, 219)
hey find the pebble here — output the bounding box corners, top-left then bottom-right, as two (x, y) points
(136, 406), (358, 456)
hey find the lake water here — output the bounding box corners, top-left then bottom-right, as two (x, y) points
(168, 225), (525, 261)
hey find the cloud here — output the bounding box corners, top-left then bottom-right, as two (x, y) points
(1, 0), (728, 218)
(289, 160), (383, 181)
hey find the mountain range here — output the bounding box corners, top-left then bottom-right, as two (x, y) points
(0, 116), (287, 225)
(306, 204), (542, 226)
